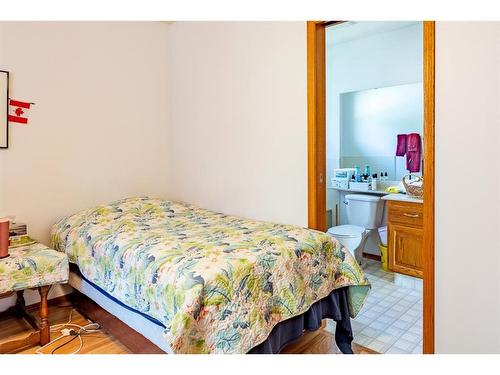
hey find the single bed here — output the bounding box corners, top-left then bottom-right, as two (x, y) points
(51, 197), (370, 354)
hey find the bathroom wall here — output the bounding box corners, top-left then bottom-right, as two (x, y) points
(326, 22), (423, 221)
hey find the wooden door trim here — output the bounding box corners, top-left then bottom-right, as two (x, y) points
(422, 20), (435, 354)
(307, 21), (327, 232)
(307, 20), (436, 353)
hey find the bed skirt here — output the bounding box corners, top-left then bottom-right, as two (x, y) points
(249, 287), (354, 354)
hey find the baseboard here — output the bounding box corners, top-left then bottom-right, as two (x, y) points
(362, 252), (381, 262)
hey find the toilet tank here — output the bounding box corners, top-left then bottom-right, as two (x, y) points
(345, 194), (384, 230)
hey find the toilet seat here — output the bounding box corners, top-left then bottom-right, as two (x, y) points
(327, 225), (365, 238)
(327, 225), (368, 267)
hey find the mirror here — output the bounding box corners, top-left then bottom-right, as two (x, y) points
(339, 82), (423, 181)
(0, 70), (8, 148)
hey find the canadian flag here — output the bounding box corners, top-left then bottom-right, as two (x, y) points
(8, 99), (31, 124)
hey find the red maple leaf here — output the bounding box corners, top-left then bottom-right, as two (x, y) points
(15, 107), (24, 117)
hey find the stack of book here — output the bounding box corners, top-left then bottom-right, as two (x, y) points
(9, 222), (36, 248)
(9, 222), (27, 236)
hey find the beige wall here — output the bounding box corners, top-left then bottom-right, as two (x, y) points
(0, 22), (171, 309)
(167, 22), (308, 227)
(435, 22), (500, 353)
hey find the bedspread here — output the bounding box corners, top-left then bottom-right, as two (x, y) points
(51, 197), (370, 353)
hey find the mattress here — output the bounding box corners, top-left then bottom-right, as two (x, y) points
(52, 197), (370, 353)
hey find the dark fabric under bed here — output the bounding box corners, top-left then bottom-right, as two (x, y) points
(249, 287), (354, 354)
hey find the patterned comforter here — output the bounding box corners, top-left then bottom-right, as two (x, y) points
(51, 197), (370, 353)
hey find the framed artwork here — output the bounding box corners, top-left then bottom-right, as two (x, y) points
(0, 70), (8, 148)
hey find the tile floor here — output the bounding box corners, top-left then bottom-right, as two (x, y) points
(327, 259), (423, 354)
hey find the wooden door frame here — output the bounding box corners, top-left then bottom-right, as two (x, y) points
(307, 21), (435, 354)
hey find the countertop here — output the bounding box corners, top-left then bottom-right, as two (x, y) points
(381, 193), (423, 204)
(327, 187), (387, 195)
(328, 186), (424, 204)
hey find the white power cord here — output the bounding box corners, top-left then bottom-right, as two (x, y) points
(35, 309), (101, 355)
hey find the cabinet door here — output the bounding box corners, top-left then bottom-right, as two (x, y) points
(388, 223), (423, 278)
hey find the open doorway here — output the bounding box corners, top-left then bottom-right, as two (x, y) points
(307, 21), (435, 354)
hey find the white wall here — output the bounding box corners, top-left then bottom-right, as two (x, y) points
(0, 22), (171, 309)
(167, 22), (308, 227)
(435, 22), (500, 353)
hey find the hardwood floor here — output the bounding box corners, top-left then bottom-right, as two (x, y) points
(0, 306), (129, 354)
(0, 305), (376, 354)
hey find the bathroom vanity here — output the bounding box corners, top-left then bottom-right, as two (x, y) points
(382, 194), (423, 279)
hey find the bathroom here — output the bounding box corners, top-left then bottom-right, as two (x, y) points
(325, 21), (424, 354)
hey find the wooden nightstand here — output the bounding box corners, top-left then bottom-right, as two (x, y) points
(0, 242), (69, 353)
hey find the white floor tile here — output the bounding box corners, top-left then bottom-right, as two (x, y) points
(408, 324), (423, 335)
(393, 338), (415, 352)
(411, 345), (423, 354)
(400, 331), (421, 344)
(370, 320), (389, 330)
(353, 333), (373, 347)
(392, 319), (412, 331)
(367, 339), (388, 353)
(331, 259), (423, 354)
(361, 326), (382, 338)
(385, 325), (405, 337)
(385, 346), (407, 354)
(375, 332), (398, 345)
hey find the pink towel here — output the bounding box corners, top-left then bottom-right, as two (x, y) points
(396, 134), (407, 156)
(406, 133), (421, 172)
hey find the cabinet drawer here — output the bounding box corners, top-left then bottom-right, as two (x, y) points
(387, 201), (423, 227)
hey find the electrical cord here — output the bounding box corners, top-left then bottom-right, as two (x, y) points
(35, 308), (101, 355)
(51, 334), (78, 354)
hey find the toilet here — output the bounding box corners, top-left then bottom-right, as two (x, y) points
(327, 194), (384, 265)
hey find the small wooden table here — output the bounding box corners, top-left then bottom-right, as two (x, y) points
(0, 242), (69, 353)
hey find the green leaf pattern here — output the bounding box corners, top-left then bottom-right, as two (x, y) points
(0, 243), (69, 293)
(51, 197), (370, 354)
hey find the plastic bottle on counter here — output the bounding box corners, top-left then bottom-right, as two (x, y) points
(371, 174), (378, 190)
(354, 165), (361, 182)
(364, 165), (371, 181)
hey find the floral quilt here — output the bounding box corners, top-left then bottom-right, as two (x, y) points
(51, 197), (370, 353)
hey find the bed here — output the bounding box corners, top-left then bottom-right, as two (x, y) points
(51, 197), (370, 354)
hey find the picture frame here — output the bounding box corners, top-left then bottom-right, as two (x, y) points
(0, 70), (8, 148)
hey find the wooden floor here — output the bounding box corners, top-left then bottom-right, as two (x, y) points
(0, 305), (376, 354)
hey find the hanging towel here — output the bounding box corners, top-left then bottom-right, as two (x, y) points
(396, 134), (407, 156)
(406, 133), (421, 173)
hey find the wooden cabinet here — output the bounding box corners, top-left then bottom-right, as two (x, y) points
(387, 200), (423, 278)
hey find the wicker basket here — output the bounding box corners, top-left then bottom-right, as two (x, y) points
(402, 174), (424, 198)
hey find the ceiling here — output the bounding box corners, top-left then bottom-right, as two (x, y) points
(326, 21), (420, 45)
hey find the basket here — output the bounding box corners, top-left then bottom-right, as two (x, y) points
(402, 174), (424, 198)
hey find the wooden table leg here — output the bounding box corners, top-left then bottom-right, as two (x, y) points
(38, 286), (50, 345)
(14, 291), (26, 319)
